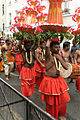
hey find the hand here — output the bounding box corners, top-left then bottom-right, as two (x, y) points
(41, 64), (45, 68)
(46, 39), (51, 47)
(54, 54), (60, 59)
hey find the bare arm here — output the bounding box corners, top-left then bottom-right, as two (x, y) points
(54, 54), (68, 70)
(69, 52), (74, 64)
(35, 49), (45, 68)
(45, 39), (51, 60)
(74, 51), (78, 64)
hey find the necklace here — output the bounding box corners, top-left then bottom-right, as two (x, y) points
(26, 51), (32, 64)
(54, 56), (61, 71)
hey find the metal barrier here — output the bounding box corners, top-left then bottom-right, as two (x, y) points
(0, 78), (56, 120)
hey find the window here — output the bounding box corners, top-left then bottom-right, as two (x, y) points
(3, 24), (5, 31)
(64, 2), (69, 9)
(15, 10), (18, 16)
(9, 13), (11, 26)
(14, 0), (17, 2)
(9, 21), (11, 25)
(9, 13), (11, 19)
(62, 2), (70, 14)
(9, 0), (11, 5)
(2, 4), (4, 15)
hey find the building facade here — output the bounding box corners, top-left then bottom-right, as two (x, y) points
(0, 0), (27, 37)
(0, 0), (80, 37)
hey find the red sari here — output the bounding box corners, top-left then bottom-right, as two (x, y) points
(39, 75), (70, 119)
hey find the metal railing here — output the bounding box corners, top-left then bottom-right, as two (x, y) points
(0, 78), (56, 120)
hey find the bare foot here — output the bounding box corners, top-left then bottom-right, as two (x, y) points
(59, 116), (66, 120)
(6, 77), (9, 80)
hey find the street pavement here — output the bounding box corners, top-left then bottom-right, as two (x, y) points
(0, 71), (80, 120)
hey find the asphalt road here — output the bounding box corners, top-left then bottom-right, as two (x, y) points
(0, 71), (80, 120)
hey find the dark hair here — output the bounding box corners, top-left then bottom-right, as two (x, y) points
(5, 39), (9, 43)
(40, 40), (44, 45)
(63, 41), (70, 49)
(50, 41), (59, 48)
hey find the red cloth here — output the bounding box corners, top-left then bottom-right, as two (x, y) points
(35, 61), (45, 86)
(75, 78), (80, 91)
(46, 102), (67, 119)
(15, 53), (23, 73)
(75, 63), (80, 91)
(20, 66), (35, 97)
(16, 65), (22, 73)
(39, 76), (70, 105)
(39, 75), (70, 119)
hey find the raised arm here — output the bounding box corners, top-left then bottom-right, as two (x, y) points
(35, 48), (45, 68)
(45, 39), (51, 60)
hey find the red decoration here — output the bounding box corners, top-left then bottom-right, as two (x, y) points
(47, 0), (72, 24)
(39, 24), (70, 33)
(24, 38), (31, 42)
(50, 38), (59, 42)
(37, 5), (46, 12)
(72, 7), (80, 35)
(27, 0), (40, 8)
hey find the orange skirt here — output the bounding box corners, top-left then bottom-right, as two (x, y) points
(20, 66), (35, 97)
(39, 75), (70, 105)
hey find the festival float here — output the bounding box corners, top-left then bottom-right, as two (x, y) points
(10, 0), (73, 44)
(72, 7), (80, 43)
(36, 0), (73, 43)
(10, 0), (48, 46)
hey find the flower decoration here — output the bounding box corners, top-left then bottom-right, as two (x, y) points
(27, 0), (40, 8)
(72, 7), (80, 24)
(37, 13), (48, 24)
(50, 38), (59, 42)
(24, 38), (31, 42)
(17, 10), (25, 17)
(35, 26), (43, 34)
(72, 7), (80, 36)
(48, 0), (72, 2)
(37, 5), (46, 13)
(39, 24), (70, 33)
(14, 16), (19, 22)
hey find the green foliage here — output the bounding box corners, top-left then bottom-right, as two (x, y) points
(13, 32), (23, 40)
(13, 32), (38, 47)
(73, 34), (80, 44)
(36, 30), (73, 43)
(13, 31), (73, 46)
